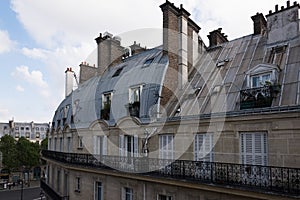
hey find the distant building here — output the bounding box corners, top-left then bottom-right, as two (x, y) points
(0, 119), (49, 143)
(42, 1), (300, 200)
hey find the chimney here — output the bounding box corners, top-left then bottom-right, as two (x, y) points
(65, 67), (74, 97)
(251, 13), (267, 35)
(79, 62), (97, 84)
(266, 1), (300, 44)
(129, 41), (146, 55)
(95, 32), (124, 76)
(207, 28), (228, 47)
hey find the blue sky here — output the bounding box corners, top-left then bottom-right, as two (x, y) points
(0, 0), (284, 123)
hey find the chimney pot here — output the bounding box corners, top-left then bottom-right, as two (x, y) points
(294, 1), (297, 5)
(269, 10), (272, 14)
(281, 6), (284, 10)
(275, 4), (279, 11)
(287, 0), (291, 7)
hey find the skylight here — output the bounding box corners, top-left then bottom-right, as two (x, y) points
(112, 67), (124, 77)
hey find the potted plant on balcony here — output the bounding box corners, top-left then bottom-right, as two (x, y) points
(128, 101), (140, 117)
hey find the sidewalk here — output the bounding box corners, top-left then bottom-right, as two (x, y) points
(0, 180), (40, 192)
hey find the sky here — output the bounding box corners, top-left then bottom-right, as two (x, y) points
(0, 0), (286, 123)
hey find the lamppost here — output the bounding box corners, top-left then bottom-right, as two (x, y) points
(20, 180), (24, 200)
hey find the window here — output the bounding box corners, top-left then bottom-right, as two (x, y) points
(129, 86), (142, 103)
(54, 138), (57, 151)
(251, 73), (271, 88)
(119, 135), (138, 157)
(75, 177), (80, 192)
(143, 58), (154, 67)
(95, 181), (103, 200)
(59, 137), (63, 151)
(41, 127), (44, 131)
(158, 194), (173, 200)
(15, 132), (19, 138)
(159, 134), (174, 159)
(194, 133), (214, 162)
(112, 67), (124, 77)
(78, 136), (83, 149)
(36, 127), (39, 131)
(123, 187), (133, 200)
(25, 132), (30, 138)
(49, 138), (52, 150)
(20, 127), (24, 131)
(101, 93), (112, 120)
(94, 136), (107, 156)
(36, 132), (40, 138)
(3, 126), (7, 130)
(57, 170), (60, 192)
(240, 132), (267, 165)
(25, 127), (30, 131)
(15, 127), (19, 130)
(67, 137), (72, 152)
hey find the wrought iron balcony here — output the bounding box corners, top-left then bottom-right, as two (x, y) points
(40, 179), (69, 200)
(240, 85), (280, 109)
(128, 101), (140, 117)
(42, 150), (300, 197)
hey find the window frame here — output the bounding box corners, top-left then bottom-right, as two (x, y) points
(240, 132), (268, 166)
(129, 85), (143, 104)
(159, 134), (174, 160)
(194, 133), (214, 162)
(75, 177), (81, 193)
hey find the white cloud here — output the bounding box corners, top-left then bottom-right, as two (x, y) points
(22, 47), (48, 59)
(11, 0), (163, 48)
(12, 65), (50, 97)
(16, 85), (25, 92)
(0, 30), (14, 53)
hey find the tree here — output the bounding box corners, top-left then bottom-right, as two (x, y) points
(0, 135), (19, 170)
(41, 137), (48, 150)
(16, 137), (40, 168)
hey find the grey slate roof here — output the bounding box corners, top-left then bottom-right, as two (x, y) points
(176, 34), (300, 116)
(52, 47), (168, 130)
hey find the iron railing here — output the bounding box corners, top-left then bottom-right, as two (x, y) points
(240, 86), (275, 109)
(40, 179), (69, 200)
(42, 150), (300, 197)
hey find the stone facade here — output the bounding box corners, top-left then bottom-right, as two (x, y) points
(43, 1), (300, 200)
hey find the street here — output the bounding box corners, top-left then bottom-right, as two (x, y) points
(0, 187), (45, 200)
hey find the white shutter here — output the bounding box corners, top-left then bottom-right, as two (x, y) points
(194, 134), (214, 162)
(134, 135), (138, 157)
(119, 135), (124, 157)
(103, 135), (107, 155)
(240, 132), (267, 165)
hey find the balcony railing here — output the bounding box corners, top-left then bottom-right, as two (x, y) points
(40, 179), (69, 200)
(240, 86), (280, 110)
(42, 150), (300, 197)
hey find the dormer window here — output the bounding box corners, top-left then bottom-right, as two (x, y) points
(128, 85), (143, 117)
(251, 73), (271, 88)
(101, 92), (112, 120)
(112, 67), (124, 77)
(246, 63), (280, 88)
(143, 58), (154, 67)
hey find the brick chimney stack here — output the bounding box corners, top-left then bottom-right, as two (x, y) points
(251, 13), (267, 35)
(95, 32), (124, 76)
(160, 1), (202, 107)
(207, 28), (228, 47)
